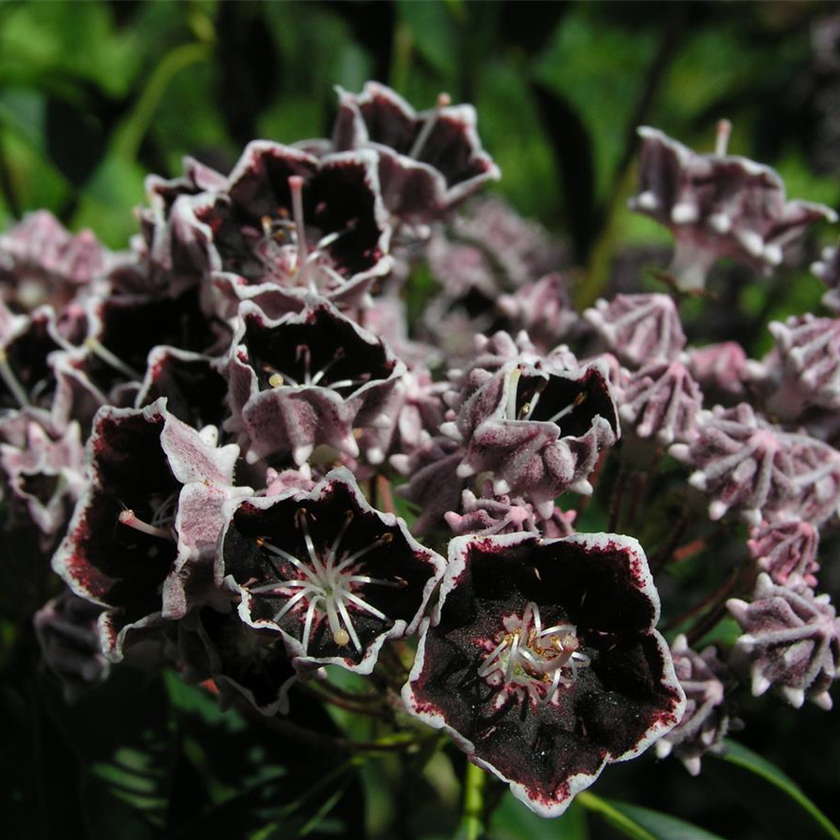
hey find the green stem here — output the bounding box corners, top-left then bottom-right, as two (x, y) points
(577, 792), (657, 840)
(458, 761), (487, 840)
(112, 41), (212, 162)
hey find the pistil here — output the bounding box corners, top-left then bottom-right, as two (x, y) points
(410, 92), (452, 160)
(118, 509), (175, 541)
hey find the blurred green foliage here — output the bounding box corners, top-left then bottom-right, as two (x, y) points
(2, 2), (840, 839)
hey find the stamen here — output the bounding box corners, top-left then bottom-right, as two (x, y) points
(296, 344), (312, 385)
(478, 602), (589, 703)
(273, 588), (310, 623)
(118, 509), (174, 541)
(345, 591), (387, 620)
(0, 349), (31, 407)
(256, 537), (320, 586)
(249, 518), (397, 657)
(409, 92), (452, 160)
(297, 509), (327, 576)
(269, 373), (285, 388)
(334, 532), (393, 573)
(715, 119), (732, 157)
(288, 175), (313, 290)
(84, 337), (143, 381)
(547, 391), (587, 426)
(327, 510), (353, 567)
(309, 347), (345, 387)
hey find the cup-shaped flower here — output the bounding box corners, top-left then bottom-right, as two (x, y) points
(177, 607), (297, 717)
(225, 300), (404, 465)
(218, 468), (446, 673)
(402, 531), (685, 817)
(191, 142), (392, 312)
(52, 399), (248, 660)
(332, 82), (500, 223)
(445, 358), (619, 514)
(629, 125), (836, 291)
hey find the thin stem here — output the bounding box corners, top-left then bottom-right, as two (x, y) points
(648, 510), (690, 574)
(297, 683), (391, 720)
(458, 760), (487, 840)
(577, 791), (657, 840)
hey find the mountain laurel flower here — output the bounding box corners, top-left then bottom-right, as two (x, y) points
(618, 360), (703, 445)
(748, 519), (820, 587)
(52, 399), (249, 660)
(331, 82), (500, 223)
(584, 294), (685, 369)
(443, 356), (619, 515)
(218, 468), (446, 673)
(670, 404), (797, 526)
(224, 299), (404, 465)
(629, 124), (836, 290)
(728, 574), (840, 710)
(402, 531), (684, 817)
(655, 635), (731, 776)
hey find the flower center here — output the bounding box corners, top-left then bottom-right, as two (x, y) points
(256, 175), (358, 292)
(478, 601), (590, 705)
(250, 509), (404, 655)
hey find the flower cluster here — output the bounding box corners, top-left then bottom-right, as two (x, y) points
(5, 84), (839, 821)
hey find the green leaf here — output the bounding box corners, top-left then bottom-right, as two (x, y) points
(601, 800), (726, 840)
(40, 666), (176, 840)
(707, 740), (840, 840)
(396, 0), (458, 78)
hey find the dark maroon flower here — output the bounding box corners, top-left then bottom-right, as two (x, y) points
(654, 635), (730, 776)
(191, 143), (392, 314)
(218, 468), (445, 673)
(402, 531), (684, 817)
(332, 82), (500, 223)
(178, 607), (297, 716)
(443, 355), (619, 515)
(34, 590), (109, 702)
(108, 158), (227, 298)
(629, 124), (836, 290)
(0, 301), (62, 413)
(0, 211), (109, 311)
(135, 345), (229, 431)
(584, 294), (685, 369)
(0, 417), (85, 541)
(728, 575), (839, 709)
(225, 300), (404, 465)
(52, 400), (248, 660)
